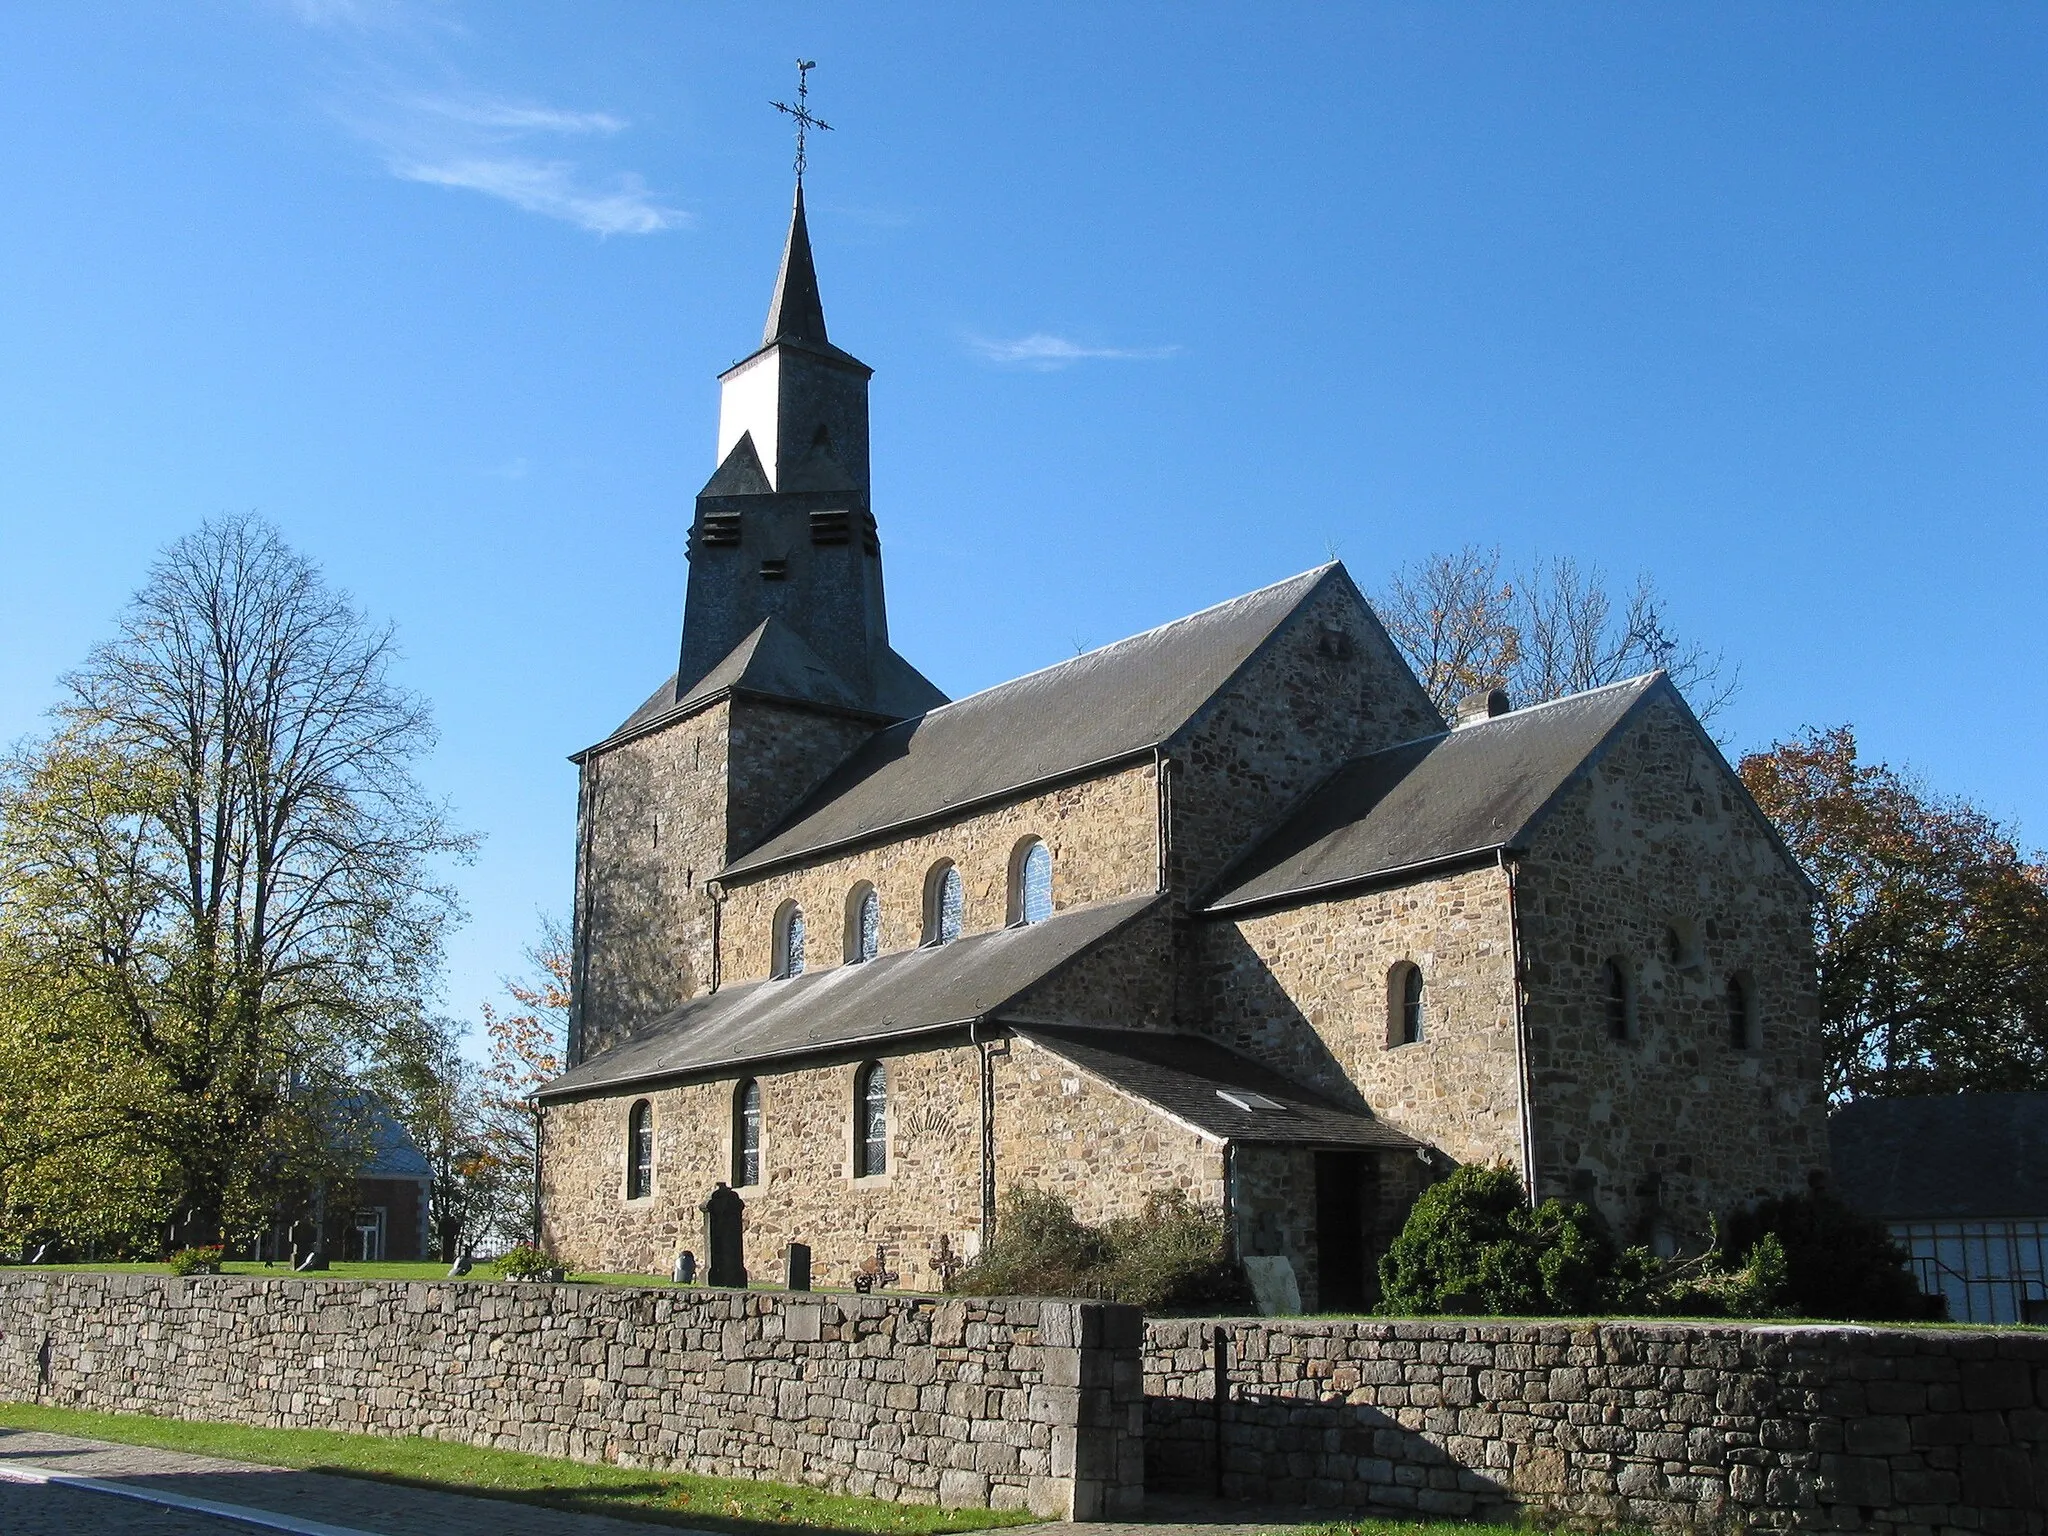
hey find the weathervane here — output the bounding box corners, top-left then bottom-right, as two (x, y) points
(771, 59), (833, 184)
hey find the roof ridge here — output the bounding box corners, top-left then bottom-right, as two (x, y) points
(901, 564), (1336, 722)
(1353, 671), (1668, 761)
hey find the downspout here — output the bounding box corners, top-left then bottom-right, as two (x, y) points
(568, 759), (597, 1066)
(1500, 849), (1539, 1200)
(531, 1098), (546, 1250)
(972, 1017), (996, 1251)
(1154, 747), (1173, 893)
(707, 879), (725, 994)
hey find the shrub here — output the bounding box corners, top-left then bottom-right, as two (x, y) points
(1376, 1162), (1642, 1315)
(953, 1188), (1249, 1311)
(1723, 1190), (1942, 1321)
(494, 1243), (563, 1282)
(167, 1245), (224, 1276)
(1650, 1229), (1794, 1318)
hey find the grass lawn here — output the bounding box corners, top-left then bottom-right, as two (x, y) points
(0, 1401), (1038, 1534)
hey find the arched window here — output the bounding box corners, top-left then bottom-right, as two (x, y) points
(733, 1079), (762, 1187)
(1388, 962), (1425, 1046)
(1665, 917), (1700, 970)
(626, 1099), (654, 1200)
(1603, 959), (1634, 1042)
(854, 1061), (888, 1177)
(1009, 838), (1053, 925)
(774, 901), (806, 979)
(1726, 974), (1757, 1050)
(924, 862), (963, 946)
(845, 884), (880, 963)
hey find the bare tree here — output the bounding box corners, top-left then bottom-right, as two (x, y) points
(0, 515), (473, 1244)
(1376, 545), (1737, 721)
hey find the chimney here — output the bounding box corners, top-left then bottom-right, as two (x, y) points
(1452, 688), (1512, 729)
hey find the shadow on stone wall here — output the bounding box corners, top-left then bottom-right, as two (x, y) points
(1188, 924), (1375, 1115)
(1145, 1392), (1519, 1523)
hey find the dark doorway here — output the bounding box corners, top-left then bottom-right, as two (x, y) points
(1315, 1150), (1371, 1312)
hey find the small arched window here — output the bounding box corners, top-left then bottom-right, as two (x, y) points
(846, 884), (880, 963)
(774, 901), (806, 979)
(733, 1079), (761, 1187)
(626, 1099), (654, 1200)
(1727, 974), (1757, 1050)
(1665, 917), (1700, 970)
(924, 862), (964, 946)
(854, 1061), (888, 1177)
(1009, 839), (1053, 925)
(1603, 959), (1634, 1042)
(1388, 963), (1425, 1046)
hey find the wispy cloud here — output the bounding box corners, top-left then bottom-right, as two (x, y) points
(339, 87), (683, 235)
(967, 333), (1182, 372)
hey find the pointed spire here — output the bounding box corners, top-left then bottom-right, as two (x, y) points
(762, 185), (829, 347)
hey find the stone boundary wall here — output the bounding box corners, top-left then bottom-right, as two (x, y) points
(0, 1274), (1144, 1521)
(1145, 1317), (2047, 1532)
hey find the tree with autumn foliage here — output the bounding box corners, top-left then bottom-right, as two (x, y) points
(1740, 726), (2048, 1100)
(479, 918), (569, 1248)
(1376, 545), (1736, 721)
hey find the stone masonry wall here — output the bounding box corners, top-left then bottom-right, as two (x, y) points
(1168, 576), (1442, 900)
(719, 763), (1161, 984)
(1197, 863), (1524, 1171)
(1516, 694), (1828, 1238)
(1145, 1316), (2048, 1533)
(0, 1274), (1145, 1520)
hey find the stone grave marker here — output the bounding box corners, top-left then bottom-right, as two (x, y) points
(701, 1184), (746, 1287)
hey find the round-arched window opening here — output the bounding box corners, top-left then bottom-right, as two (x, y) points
(1603, 958), (1635, 1042)
(854, 1061), (888, 1177)
(924, 862), (963, 946)
(1726, 973), (1758, 1051)
(774, 901), (806, 979)
(1009, 838), (1053, 925)
(733, 1079), (762, 1187)
(1387, 962), (1425, 1047)
(626, 1099), (654, 1200)
(845, 884), (881, 963)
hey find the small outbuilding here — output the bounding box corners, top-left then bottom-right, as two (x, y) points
(1831, 1092), (2048, 1324)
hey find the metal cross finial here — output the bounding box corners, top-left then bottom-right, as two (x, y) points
(771, 59), (833, 184)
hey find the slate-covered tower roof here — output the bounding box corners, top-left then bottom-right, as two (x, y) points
(676, 187), (943, 719)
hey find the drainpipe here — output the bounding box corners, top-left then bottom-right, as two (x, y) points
(1153, 748), (1173, 894)
(972, 1017), (996, 1250)
(1500, 849), (1539, 1200)
(707, 878), (725, 994)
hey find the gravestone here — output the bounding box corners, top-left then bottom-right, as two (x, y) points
(1241, 1254), (1301, 1315)
(446, 1252), (472, 1278)
(785, 1242), (811, 1292)
(701, 1184), (746, 1287)
(294, 1250), (329, 1273)
(673, 1249), (696, 1285)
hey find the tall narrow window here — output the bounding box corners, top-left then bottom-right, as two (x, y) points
(1727, 974), (1756, 1050)
(1388, 963), (1425, 1046)
(733, 1079), (761, 1187)
(855, 1062), (888, 1176)
(925, 862), (963, 945)
(1010, 839), (1053, 925)
(774, 901), (806, 978)
(846, 884), (880, 963)
(1604, 959), (1633, 1041)
(626, 1099), (654, 1200)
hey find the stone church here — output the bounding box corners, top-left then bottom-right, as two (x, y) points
(537, 187), (1828, 1309)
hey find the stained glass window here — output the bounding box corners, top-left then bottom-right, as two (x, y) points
(1020, 842), (1052, 924)
(734, 1080), (761, 1187)
(929, 865), (963, 945)
(856, 1062), (888, 1176)
(627, 1100), (654, 1199)
(1399, 965), (1424, 1044)
(778, 904), (806, 978)
(856, 887), (880, 962)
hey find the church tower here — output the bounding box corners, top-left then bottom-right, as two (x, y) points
(567, 187), (944, 1064)
(679, 188), (942, 718)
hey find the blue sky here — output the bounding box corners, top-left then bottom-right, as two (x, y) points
(2, 4), (2043, 1034)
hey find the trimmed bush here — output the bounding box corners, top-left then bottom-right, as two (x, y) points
(166, 1245), (224, 1276)
(494, 1243), (563, 1282)
(1723, 1190), (1942, 1321)
(1377, 1162), (1646, 1315)
(953, 1188), (1249, 1311)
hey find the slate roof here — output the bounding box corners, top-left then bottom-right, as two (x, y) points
(1206, 675), (1665, 913)
(578, 619), (946, 759)
(1831, 1093), (2048, 1222)
(1015, 1024), (1420, 1149)
(538, 894), (1162, 1100)
(723, 566), (1341, 877)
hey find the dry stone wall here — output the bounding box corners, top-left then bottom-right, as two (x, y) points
(1145, 1316), (2048, 1533)
(0, 1273), (1146, 1521)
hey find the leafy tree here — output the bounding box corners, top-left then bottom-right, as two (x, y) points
(369, 1014), (501, 1262)
(1740, 726), (2048, 1098)
(0, 515), (471, 1245)
(1723, 1190), (1940, 1321)
(481, 919), (569, 1249)
(1376, 545), (1735, 721)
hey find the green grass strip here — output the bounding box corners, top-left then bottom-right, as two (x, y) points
(0, 1401), (1038, 1534)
